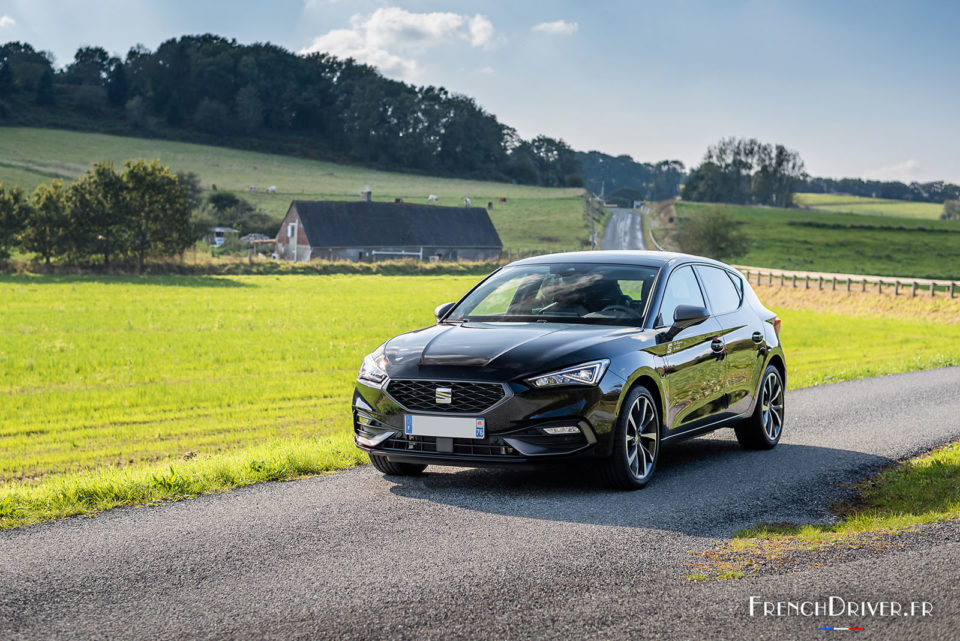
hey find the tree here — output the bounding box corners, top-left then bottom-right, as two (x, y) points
(0, 61), (14, 98)
(684, 138), (805, 207)
(943, 200), (960, 221)
(122, 160), (191, 272)
(193, 97), (230, 134)
(0, 183), (30, 260)
(64, 46), (111, 86)
(34, 68), (55, 105)
(235, 84), (263, 133)
(66, 162), (127, 266)
(673, 207), (752, 262)
(106, 60), (128, 107)
(24, 180), (70, 265)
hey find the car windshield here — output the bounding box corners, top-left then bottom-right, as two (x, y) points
(447, 263), (660, 325)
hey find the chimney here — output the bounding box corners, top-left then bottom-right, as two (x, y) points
(360, 186), (372, 202)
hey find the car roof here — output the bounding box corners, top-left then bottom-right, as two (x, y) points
(508, 250), (731, 270)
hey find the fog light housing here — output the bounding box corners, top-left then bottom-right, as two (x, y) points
(541, 425), (581, 435)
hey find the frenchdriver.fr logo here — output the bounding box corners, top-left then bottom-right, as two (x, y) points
(748, 595), (933, 630)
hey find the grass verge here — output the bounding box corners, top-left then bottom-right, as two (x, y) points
(685, 440), (960, 581)
(0, 433), (368, 529)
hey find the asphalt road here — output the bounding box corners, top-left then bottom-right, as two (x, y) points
(3, 368), (960, 640)
(601, 207), (645, 250)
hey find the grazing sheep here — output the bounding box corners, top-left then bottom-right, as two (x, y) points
(428, 194), (439, 203)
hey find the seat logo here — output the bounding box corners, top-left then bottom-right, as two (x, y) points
(435, 387), (452, 404)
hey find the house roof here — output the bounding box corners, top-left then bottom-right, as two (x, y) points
(288, 201), (502, 249)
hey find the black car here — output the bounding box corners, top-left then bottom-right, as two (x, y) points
(353, 251), (785, 489)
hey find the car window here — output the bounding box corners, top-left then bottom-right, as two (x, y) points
(448, 263), (659, 325)
(696, 265), (743, 315)
(657, 265), (705, 327)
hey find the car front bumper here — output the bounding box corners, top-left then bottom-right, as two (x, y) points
(353, 373), (624, 466)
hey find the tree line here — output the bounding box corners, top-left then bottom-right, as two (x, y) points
(682, 137), (807, 207)
(0, 35), (582, 187)
(0, 161), (191, 271)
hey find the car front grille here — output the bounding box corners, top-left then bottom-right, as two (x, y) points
(386, 380), (506, 414)
(381, 433), (521, 458)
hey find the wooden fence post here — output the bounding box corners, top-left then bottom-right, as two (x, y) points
(894, 281), (900, 296)
(931, 282), (936, 297)
(780, 273), (785, 287)
(846, 278), (851, 292)
(832, 276), (836, 290)
(877, 281), (882, 294)
(952, 282), (956, 299)
(861, 279), (866, 292)
(768, 272), (772, 285)
(805, 275), (810, 289)
(792, 275), (797, 288)
(912, 282), (918, 297)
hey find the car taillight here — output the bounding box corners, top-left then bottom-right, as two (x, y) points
(772, 317), (781, 337)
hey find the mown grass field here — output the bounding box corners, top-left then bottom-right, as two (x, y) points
(794, 192), (944, 219)
(674, 202), (960, 279)
(3, 273), (960, 527)
(0, 127), (587, 251)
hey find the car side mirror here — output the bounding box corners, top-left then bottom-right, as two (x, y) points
(434, 302), (456, 322)
(659, 304), (709, 342)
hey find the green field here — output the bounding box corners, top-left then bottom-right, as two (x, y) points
(794, 192), (944, 219)
(3, 273), (960, 527)
(0, 127), (588, 251)
(674, 202), (960, 279)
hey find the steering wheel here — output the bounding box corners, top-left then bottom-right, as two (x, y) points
(599, 304), (636, 316)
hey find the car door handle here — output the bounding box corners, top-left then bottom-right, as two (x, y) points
(710, 337), (725, 352)
(752, 331), (764, 344)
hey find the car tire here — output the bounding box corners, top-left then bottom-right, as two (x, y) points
(368, 453), (427, 476)
(734, 364), (784, 450)
(601, 386), (661, 490)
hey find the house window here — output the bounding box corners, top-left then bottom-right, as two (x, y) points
(287, 223), (296, 238)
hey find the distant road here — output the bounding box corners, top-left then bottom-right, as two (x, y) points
(2, 368), (960, 639)
(601, 207), (645, 250)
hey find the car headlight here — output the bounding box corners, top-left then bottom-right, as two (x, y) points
(358, 345), (388, 387)
(526, 359), (610, 388)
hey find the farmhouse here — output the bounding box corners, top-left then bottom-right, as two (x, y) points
(275, 198), (503, 262)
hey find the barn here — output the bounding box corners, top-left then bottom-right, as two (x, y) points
(275, 199), (503, 262)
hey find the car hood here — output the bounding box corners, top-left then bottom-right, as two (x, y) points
(383, 321), (654, 380)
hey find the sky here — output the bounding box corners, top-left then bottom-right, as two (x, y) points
(1, 0), (958, 183)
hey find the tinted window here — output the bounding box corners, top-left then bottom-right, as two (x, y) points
(697, 266), (742, 315)
(657, 266), (705, 326)
(448, 263), (659, 325)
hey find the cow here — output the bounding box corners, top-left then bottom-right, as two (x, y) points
(266, 185), (277, 194)
(463, 197), (471, 207)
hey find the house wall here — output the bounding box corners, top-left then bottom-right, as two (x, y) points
(275, 208), (312, 262)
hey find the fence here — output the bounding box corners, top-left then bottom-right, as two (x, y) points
(734, 266), (959, 299)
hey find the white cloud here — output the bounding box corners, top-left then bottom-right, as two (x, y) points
(300, 7), (497, 81)
(479, 66), (495, 75)
(531, 20), (578, 35)
(0, 15), (15, 28)
(468, 15), (495, 49)
(865, 158), (923, 181)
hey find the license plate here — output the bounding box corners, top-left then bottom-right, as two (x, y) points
(404, 415), (485, 439)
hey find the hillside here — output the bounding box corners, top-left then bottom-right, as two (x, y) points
(667, 202), (960, 279)
(0, 127), (589, 251)
(794, 192), (944, 219)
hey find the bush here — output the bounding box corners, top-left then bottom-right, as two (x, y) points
(674, 206), (752, 262)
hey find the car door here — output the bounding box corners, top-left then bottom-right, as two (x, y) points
(694, 265), (765, 416)
(654, 265), (727, 435)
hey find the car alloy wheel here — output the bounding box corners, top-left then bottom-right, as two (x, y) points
(625, 394), (658, 480)
(760, 369), (784, 441)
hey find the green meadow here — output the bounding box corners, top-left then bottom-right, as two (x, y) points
(794, 192), (944, 219)
(3, 273), (960, 528)
(674, 202), (960, 279)
(0, 127), (588, 251)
